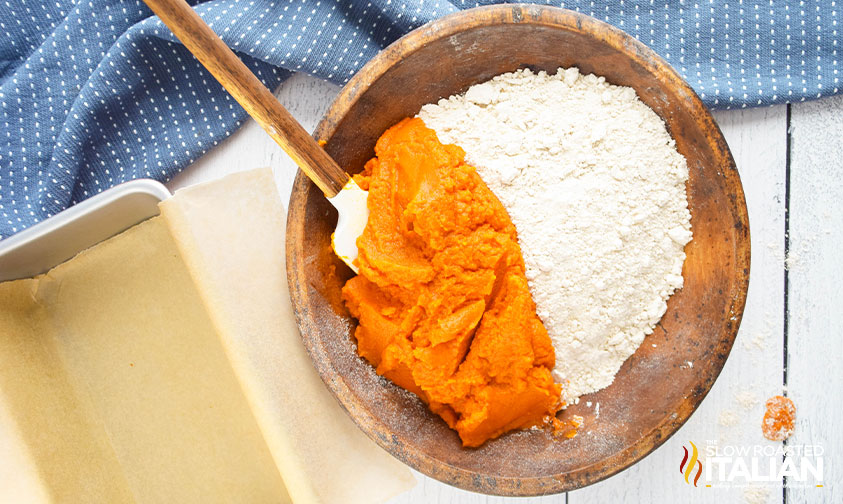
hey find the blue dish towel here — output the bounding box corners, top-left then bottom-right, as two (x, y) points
(0, 0), (839, 239)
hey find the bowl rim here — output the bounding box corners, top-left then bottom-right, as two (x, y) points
(288, 3), (749, 496)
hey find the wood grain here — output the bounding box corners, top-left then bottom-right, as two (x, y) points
(142, 0), (349, 197)
(786, 96), (843, 504)
(286, 4), (749, 496)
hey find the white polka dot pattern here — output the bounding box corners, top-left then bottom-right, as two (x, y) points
(0, 0), (839, 238)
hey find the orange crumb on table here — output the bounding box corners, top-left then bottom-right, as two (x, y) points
(762, 395), (795, 441)
(342, 118), (561, 447)
(550, 414), (583, 439)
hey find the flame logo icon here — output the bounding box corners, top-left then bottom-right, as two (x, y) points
(679, 441), (703, 487)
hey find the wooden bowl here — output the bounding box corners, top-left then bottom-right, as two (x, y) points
(286, 4), (749, 496)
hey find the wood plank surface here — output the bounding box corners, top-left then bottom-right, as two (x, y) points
(785, 95), (843, 504)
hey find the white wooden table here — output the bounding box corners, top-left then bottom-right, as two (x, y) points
(169, 74), (842, 504)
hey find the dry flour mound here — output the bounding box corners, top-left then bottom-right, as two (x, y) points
(418, 68), (692, 404)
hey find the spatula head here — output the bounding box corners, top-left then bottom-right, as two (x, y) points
(328, 179), (369, 273)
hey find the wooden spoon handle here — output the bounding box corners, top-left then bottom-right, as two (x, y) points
(142, 0), (349, 197)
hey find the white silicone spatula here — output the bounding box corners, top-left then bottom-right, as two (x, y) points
(142, 0), (367, 272)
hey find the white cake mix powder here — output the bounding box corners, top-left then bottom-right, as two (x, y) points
(418, 68), (692, 404)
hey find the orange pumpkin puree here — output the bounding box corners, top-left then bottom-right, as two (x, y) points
(762, 395), (796, 441)
(342, 117), (562, 447)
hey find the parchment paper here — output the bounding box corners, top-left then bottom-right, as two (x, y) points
(0, 168), (414, 503)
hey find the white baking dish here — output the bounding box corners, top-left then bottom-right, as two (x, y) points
(0, 180), (171, 282)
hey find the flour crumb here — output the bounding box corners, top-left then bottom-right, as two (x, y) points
(784, 250), (800, 270)
(735, 390), (759, 409)
(419, 68), (692, 404)
(743, 485), (771, 504)
(718, 409), (740, 427)
(743, 331), (769, 350)
(743, 317), (774, 351)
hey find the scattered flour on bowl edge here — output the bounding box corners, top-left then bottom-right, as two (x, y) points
(418, 68), (692, 405)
